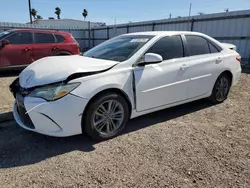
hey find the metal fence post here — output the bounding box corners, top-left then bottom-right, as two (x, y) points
(88, 21), (91, 49)
(126, 25), (129, 33)
(107, 27), (110, 39)
(152, 22), (155, 31)
(190, 18), (195, 31)
(92, 29), (94, 48)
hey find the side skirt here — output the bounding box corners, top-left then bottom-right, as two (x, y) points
(130, 92), (211, 119)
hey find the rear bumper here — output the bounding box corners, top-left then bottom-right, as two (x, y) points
(232, 67), (241, 86)
(13, 94), (89, 137)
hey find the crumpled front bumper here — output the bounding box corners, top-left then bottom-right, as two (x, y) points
(13, 94), (89, 137)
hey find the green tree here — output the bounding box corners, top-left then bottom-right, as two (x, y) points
(31, 8), (37, 21)
(82, 9), (88, 21)
(37, 15), (43, 19)
(55, 7), (61, 19)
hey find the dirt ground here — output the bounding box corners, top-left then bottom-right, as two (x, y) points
(0, 74), (15, 113)
(0, 72), (250, 188)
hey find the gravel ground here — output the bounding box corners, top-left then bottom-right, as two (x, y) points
(0, 73), (250, 188)
(0, 74), (15, 113)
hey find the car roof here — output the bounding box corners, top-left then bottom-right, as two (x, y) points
(9, 29), (70, 35)
(123, 31), (205, 36)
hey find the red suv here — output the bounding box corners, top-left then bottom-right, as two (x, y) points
(0, 29), (80, 69)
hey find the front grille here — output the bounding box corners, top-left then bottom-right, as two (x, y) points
(10, 79), (35, 129)
(9, 78), (20, 98)
(16, 94), (35, 129)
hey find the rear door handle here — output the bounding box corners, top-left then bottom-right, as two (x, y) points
(24, 47), (31, 51)
(180, 64), (189, 70)
(216, 57), (223, 64)
(52, 46), (58, 51)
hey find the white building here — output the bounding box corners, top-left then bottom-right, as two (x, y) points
(27, 18), (106, 29)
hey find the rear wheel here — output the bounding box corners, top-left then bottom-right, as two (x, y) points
(83, 93), (129, 141)
(209, 73), (231, 104)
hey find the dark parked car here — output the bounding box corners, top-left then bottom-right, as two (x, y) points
(0, 29), (80, 69)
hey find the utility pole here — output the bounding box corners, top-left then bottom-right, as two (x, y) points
(28, 0), (32, 24)
(187, 3), (192, 30)
(169, 13), (172, 19)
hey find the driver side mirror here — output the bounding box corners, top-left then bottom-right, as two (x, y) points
(1, 39), (10, 47)
(138, 53), (163, 66)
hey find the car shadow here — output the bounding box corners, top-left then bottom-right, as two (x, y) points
(0, 99), (213, 169)
(242, 67), (250, 74)
(123, 99), (213, 134)
(0, 70), (21, 77)
(0, 112), (13, 123)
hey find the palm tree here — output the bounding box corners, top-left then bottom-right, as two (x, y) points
(37, 15), (43, 19)
(55, 7), (61, 19)
(82, 9), (88, 21)
(31, 8), (37, 21)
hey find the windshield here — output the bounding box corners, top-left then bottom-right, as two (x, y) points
(84, 35), (154, 62)
(0, 31), (11, 40)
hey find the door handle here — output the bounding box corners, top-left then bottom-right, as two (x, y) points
(52, 46), (58, 51)
(24, 47), (31, 51)
(216, 57), (223, 64)
(180, 64), (189, 70)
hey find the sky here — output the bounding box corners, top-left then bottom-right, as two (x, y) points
(1, 0), (249, 25)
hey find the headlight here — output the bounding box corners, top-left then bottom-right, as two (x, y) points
(28, 83), (80, 101)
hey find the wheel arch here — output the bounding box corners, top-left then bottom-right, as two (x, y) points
(81, 88), (133, 132)
(55, 51), (72, 56)
(220, 70), (233, 86)
(209, 70), (233, 104)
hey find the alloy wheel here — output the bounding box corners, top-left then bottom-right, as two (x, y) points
(92, 100), (124, 135)
(215, 77), (229, 102)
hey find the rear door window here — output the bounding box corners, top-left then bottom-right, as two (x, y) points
(34, 33), (55, 44)
(6, 32), (32, 44)
(186, 35), (210, 56)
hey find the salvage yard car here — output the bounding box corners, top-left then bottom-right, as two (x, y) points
(10, 31), (242, 140)
(0, 29), (80, 69)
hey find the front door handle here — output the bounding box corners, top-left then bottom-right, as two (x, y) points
(216, 57), (223, 64)
(180, 64), (189, 70)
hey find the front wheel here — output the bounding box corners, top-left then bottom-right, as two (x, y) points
(83, 93), (130, 141)
(209, 73), (231, 104)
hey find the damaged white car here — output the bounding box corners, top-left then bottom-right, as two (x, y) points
(10, 31), (241, 140)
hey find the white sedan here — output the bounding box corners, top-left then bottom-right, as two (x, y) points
(10, 31), (241, 140)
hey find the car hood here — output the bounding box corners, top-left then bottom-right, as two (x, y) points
(19, 55), (118, 88)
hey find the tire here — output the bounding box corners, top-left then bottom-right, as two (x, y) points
(209, 73), (231, 104)
(83, 92), (130, 141)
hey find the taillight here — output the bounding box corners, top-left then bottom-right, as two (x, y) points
(236, 55), (241, 63)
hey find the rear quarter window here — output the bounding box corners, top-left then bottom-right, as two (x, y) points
(55, 34), (65, 43)
(208, 42), (220, 53)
